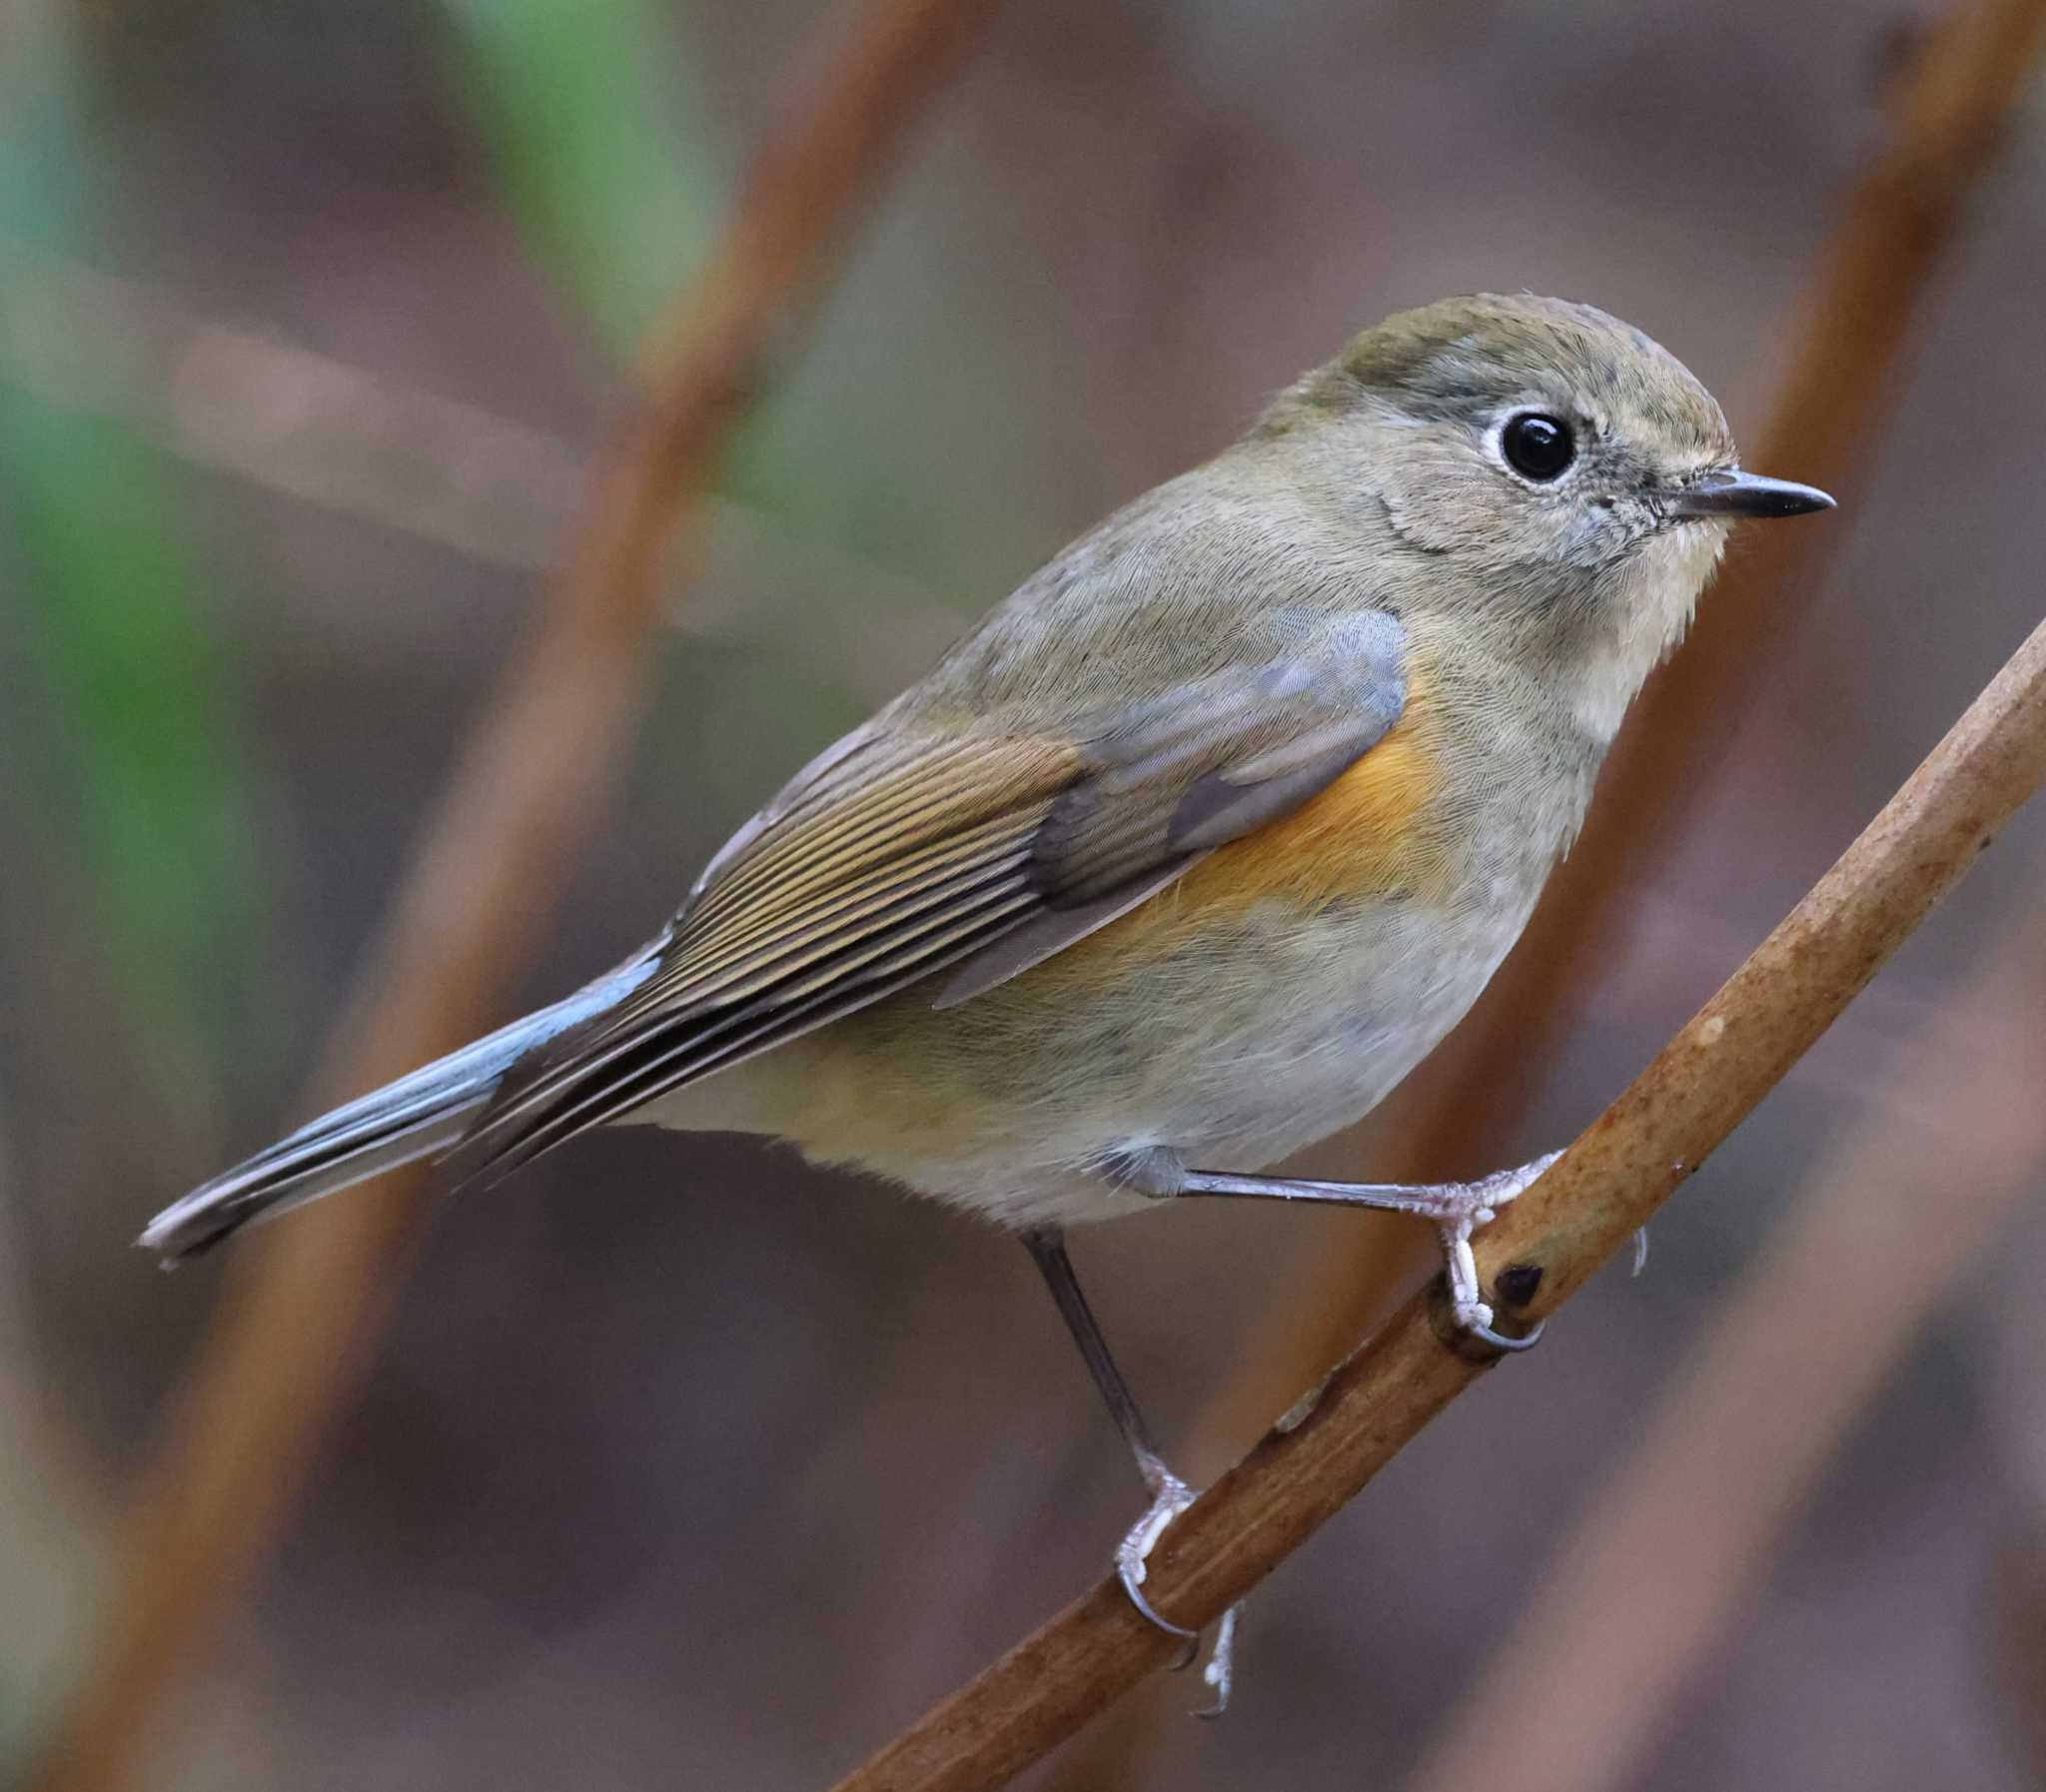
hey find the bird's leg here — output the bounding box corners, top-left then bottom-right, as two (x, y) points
(1119, 1147), (1561, 1352)
(1021, 1227), (1238, 1711)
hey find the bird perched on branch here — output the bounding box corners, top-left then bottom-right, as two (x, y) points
(144, 293), (1831, 1700)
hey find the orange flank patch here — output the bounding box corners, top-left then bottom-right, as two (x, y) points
(1179, 680), (1448, 901)
(1052, 669), (1455, 980)
(1181, 680), (1446, 911)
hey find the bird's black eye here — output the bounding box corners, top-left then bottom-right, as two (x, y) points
(1502, 413), (1575, 480)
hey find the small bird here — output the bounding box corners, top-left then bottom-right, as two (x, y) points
(144, 294), (1831, 1686)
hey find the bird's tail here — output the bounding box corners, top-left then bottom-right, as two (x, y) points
(139, 955), (660, 1263)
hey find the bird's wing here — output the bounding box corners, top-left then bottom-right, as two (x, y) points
(454, 623), (1408, 1182)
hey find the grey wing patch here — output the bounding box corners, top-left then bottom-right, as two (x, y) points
(932, 621), (1409, 1007)
(1169, 736), (1387, 852)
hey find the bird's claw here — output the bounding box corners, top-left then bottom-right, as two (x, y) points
(1436, 1150), (1559, 1352)
(1116, 1471), (1201, 1663)
(1114, 1470), (1243, 1710)
(1452, 1305), (1546, 1352)
(1195, 1604), (1238, 1717)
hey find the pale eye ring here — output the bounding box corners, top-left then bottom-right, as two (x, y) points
(1501, 412), (1576, 480)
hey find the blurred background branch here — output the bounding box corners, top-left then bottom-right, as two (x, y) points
(0, 244), (960, 697)
(831, 609), (2046, 1792)
(20, 2), (1001, 1787)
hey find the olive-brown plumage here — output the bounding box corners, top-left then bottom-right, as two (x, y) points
(144, 291), (1830, 1275)
(142, 292), (1835, 1684)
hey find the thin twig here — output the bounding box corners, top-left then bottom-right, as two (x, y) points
(827, 608), (2046, 1792)
(1397, 894), (2046, 1792)
(24, 5), (999, 1788)
(1104, 0), (2046, 1615)
(1047, 12), (2046, 1773)
(1314, 0), (2046, 1367)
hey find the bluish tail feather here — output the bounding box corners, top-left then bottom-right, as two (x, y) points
(139, 953), (660, 1261)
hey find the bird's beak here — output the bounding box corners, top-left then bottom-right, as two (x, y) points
(1659, 468), (1836, 519)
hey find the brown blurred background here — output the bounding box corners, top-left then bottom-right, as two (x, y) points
(4, 1), (2046, 1787)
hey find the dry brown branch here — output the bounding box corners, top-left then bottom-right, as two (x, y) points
(24, 4), (1000, 1787)
(1283, 0), (2046, 1390)
(1399, 896), (2046, 1792)
(1109, 0), (2042, 1637)
(826, 609), (2046, 1792)
(1047, 12), (2046, 1773)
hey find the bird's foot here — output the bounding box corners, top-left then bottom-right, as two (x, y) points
(1173, 1150), (1561, 1352)
(1424, 1151), (1560, 1349)
(1116, 1459), (1241, 1715)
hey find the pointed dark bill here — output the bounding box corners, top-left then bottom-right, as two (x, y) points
(1660, 468), (1836, 519)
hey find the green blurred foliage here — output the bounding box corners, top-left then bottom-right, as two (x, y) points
(436, 0), (722, 356)
(0, 8), (265, 1128)
(431, 0), (998, 767)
